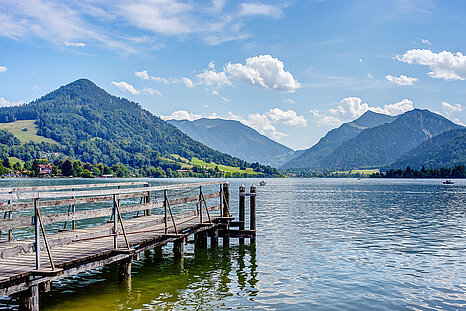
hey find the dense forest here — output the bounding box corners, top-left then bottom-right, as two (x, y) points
(0, 79), (281, 178)
(371, 165), (466, 178)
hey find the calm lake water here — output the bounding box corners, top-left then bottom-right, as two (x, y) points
(1, 178), (465, 310)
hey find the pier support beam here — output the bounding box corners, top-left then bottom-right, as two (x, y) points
(250, 185), (256, 244)
(210, 229), (219, 248)
(195, 231), (208, 249)
(118, 257), (133, 282)
(239, 185), (246, 245)
(173, 238), (184, 259)
(18, 285), (39, 311)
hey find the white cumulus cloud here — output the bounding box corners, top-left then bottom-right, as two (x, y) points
(312, 97), (414, 127)
(111, 81), (140, 95)
(396, 49), (466, 80)
(228, 111), (287, 141)
(0, 66), (7, 73)
(197, 69), (231, 90)
(225, 55), (300, 92)
(135, 70), (150, 80)
(385, 74), (418, 86)
(161, 110), (202, 121)
(266, 108), (307, 126)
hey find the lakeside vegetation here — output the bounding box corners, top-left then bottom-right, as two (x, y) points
(370, 165), (466, 178)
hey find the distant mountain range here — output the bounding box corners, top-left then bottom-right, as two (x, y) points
(390, 128), (466, 169)
(168, 118), (299, 166)
(282, 111), (396, 169)
(284, 109), (463, 170)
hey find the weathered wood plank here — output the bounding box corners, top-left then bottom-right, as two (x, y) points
(0, 181), (224, 200)
(0, 191), (148, 213)
(0, 181), (149, 193)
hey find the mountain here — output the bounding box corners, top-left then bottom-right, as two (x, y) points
(390, 128), (466, 169)
(317, 109), (462, 169)
(168, 118), (294, 166)
(283, 110), (396, 169)
(0, 79), (264, 171)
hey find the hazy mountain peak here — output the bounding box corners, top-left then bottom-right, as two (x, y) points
(169, 118), (293, 166)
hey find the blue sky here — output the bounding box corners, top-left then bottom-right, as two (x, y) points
(1, 0), (465, 150)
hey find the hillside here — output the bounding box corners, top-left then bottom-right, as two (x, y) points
(168, 118), (294, 166)
(318, 109), (462, 169)
(0, 79), (280, 176)
(283, 110), (396, 169)
(390, 128), (466, 169)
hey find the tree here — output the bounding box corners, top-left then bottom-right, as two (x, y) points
(31, 159), (40, 177)
(12, 162), (22, 171)
(3, 158), (11, 169)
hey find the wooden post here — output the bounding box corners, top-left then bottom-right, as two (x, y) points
(219, 184), (223, 217)
(195, 231), (207, 249)
(118, 256), (133, 281)
(145, 184), (151, 216)
(163, 190), (168, 234)
(173, 238), (184, 259)
(7, 198), (12, 241)
(18, 285), (39, 311)
(222, 182), (230, 248)
(113, 194), (118, 249)
(34, 199), (40, 270)
(222, 183), (230, 217)
(199, 187), (203, 224)
(250, 185), (256, 244)
(210, 229), (219, 248)
(239, 185), (245, 245)
(71, 189), (76, 230)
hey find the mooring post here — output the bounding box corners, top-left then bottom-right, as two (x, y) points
(18, 284), (39, 311)
(173, 238), (184, 259)
(163, 190), (168, 234)
(118, 256), (133, 281)
(222, 183), (230, 248)
(113, 194), (118, 249)
(145, 183), (151, 216)
(239, 185), (246, 245)
(34, 198), (40, 270)
(250, 185), (256, 244)
(222, 182), (230, 217)
(71, 188), (76, 230)
(7, 198), (12, 241)
(219, 184), (223, 217)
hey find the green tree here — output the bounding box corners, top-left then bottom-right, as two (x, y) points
(61, 160), (73, 176)
(2, 158), (11, 169)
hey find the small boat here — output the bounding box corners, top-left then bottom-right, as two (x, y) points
(443, 180), (454, 185)
(259, 181), (267, 186)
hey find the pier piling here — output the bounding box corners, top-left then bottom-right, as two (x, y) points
(239, 185), (246, 245)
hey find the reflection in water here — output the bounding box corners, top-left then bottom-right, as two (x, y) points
(39, 243), (257, 311)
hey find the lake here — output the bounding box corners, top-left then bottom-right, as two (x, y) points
(1, 178), (465, 310)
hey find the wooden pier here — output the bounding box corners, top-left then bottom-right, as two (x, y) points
(0, 181), (257, 310)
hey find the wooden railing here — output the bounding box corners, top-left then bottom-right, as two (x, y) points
(0, 181), (229, 271)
